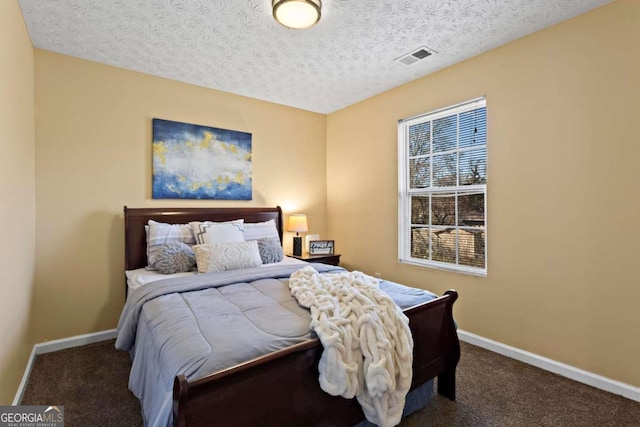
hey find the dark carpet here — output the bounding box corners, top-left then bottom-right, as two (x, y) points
(21, 340), (639, 426)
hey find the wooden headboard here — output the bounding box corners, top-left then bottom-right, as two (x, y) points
(123, 206), (284, 271)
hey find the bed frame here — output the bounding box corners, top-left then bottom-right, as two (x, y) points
(123, 206), (460, 427)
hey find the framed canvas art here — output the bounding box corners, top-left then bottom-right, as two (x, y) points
(152, 118), (252, 200)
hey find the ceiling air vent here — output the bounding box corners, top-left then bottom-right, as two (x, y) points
(395, 46), (436, 66)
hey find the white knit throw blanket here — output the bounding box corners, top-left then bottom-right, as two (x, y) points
(289, 267), (413, 427)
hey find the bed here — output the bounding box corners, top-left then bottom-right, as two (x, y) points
(118, 206), (460, 427)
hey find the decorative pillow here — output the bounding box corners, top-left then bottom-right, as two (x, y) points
(257, 237), (284, 264)
(244, 219), (279, 241)
(151, 242), (196, 274)
(189, 220), (244, 244)
(146, 220), (195, 269)
(193, 241), (262, 273)
(201, 224), (245, 246)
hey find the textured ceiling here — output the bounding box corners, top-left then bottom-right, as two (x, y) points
(19, 0), (611, 114)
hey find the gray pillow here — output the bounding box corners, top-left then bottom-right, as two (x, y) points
(152, 242), (196, 274)
(257, 237), (284, 264)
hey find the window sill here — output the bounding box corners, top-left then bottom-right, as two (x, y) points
(399, 258), (487, 277)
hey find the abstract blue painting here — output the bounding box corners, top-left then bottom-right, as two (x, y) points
(152, 118), (252, 200)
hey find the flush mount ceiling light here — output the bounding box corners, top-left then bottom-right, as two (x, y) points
(273, 0), (322, 29)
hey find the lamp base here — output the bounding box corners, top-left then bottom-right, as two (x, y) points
(293, 236), (303, 256)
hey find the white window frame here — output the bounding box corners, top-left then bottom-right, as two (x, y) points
(398, 97), (487, 276)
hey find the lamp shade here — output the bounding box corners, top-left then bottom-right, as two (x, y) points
(287, 214), (308, 233)
(273, 0), (321, 29)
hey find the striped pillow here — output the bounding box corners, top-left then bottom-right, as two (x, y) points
(243, 219), (279, 241)
(146, 220), (195, 269)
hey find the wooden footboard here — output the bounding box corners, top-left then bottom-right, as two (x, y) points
(172, 290), (460, 427)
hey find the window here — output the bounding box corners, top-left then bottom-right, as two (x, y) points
(398, 97), (487, 275)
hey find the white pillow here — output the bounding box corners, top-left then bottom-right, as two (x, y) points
(202, 223), (245, 245)
(189, 220), (244, 244)
(244, 219), (279, 241)
(146, 220), (196, 268)
(193, 241), (262, 273)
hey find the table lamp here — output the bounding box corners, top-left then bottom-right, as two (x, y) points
(287, 214), (308, 256)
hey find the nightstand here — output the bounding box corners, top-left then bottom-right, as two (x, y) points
(289, 253), (341, 266)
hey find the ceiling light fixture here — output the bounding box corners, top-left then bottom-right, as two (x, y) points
(273, 0), (322, 30)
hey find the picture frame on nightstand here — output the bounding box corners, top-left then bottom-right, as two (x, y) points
(309, 240), (335, 255)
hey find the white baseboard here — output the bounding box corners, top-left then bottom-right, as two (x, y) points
(12, 329), (117, 405)
(13, 328), (639, 405)
(11, 345), (37, 406)
(33, 329), (117, 355)
(458, 329), (640, 402)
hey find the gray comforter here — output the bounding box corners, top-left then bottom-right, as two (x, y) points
(115, 263), (437, 427)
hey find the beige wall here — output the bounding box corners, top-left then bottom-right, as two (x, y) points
(33, 51), (327, 342)
(5, 0), (637, 403)
(0, 1), (36, 404)
(327, 0), (640, 387)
